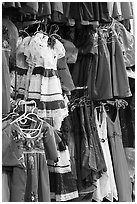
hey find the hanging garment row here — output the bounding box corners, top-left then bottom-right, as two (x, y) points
(70, 18), (134, 100)
(63, 96), (133, 202)
(3, 2), (134, 26)
(2, 100), (79, 202)
(2, 98), (134, 201)
(2, 4), (135, 202)
(10, 22), (77, 130)
(94, 102), (132, 202)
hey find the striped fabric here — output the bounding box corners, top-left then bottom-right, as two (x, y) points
(47, 146), (79, 201)
(11, 33), (68, 121)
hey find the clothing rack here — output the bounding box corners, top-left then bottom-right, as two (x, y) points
(2, 2), (135, 202)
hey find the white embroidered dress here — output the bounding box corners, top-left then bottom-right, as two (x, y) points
(11, 33), (68, 129)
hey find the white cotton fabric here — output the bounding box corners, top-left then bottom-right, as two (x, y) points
(93, 106), (118, 202)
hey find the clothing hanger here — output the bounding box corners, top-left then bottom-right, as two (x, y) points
(69, 95), (88, 111)
(2, 99), (26, 122)
(106, 100), (115, 106)
(95, 105), (103, 113)
(13, 100), (47, 139)
(22, 20), (41, 29)
(10, 100), (40, 126)
(13, 100), (38, 126)
(70, 86), (88, 106)
(33, 22), (41, 35)
(106, 99), (128, 109)
(20, 110), (43, 130)
(48, 24), (58, 35)
(34, 20), (48, 36)
(49, 33), (61, 41)
(16, 120), (43, 139)
(95, 101), (111, 113)
(99, 17), (114, 32)
(49, 24), (61, 40)
(2, 100), (29, 131)
(19, 29), (29, 37)
(2, 100), (24, 131)
(115, 99), (128, 109)
(96, 99), (128, 112)
(2, 111), (19, 122)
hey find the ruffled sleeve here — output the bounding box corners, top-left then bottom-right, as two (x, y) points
(54, 39), (66, 59)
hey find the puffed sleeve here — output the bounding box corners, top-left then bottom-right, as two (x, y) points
(23, 36), (34, 68)
(54, 39), (66, 59)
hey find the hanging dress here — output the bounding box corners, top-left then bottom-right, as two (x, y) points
(24, 33), (68, 122)
(87, 19), (132, 100)
(11, 33), (68, 129)
(106, 105), (132, 202)
(93, 106), (118, 201)
(47, 130), (79, 202)
(2, 120), (59, 202)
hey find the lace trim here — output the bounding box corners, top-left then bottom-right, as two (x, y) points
(37, 108), (68, 119)
(50, 191), (79, 202)
(23, 150), (45, 154)
(48, 165), (71, 173)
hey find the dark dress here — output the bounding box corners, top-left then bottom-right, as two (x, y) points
(87, 19), (132, 100)
(87, 30), (113, 100)
(3, 122), (59, 202)
(106, 20), (132, 98)
(69, 2), (110, 23)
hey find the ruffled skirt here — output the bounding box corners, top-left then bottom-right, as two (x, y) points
(11, 67), (68, 122)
